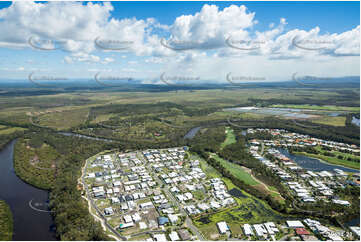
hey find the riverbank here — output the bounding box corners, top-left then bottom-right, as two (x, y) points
(0, 200), (13, 241)
(293, 151), (360, 171)
(0, 140), (56, 240)
(13, 138), (56, 190)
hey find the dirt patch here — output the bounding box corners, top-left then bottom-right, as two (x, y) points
(210, 233), (219, 239)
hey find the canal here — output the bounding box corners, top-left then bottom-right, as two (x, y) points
(0, 140), (56, 241)
(278, 148), (359, 227)
(278, 148), (359, 173)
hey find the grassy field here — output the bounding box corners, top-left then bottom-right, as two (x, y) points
(196, 157), (287, 239)
(311, 116), (346, 126)
(210, 153), (259, 186)
(0, 127), (27, 135)
(89, 113), (115, 124)
(0, 200), (13, 241)
(221, 127), (237, 149)
(293, 151), (360, 170)
(36, 108), (89, 130)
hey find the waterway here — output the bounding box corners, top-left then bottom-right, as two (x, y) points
(184, 126), (201, 139)
(59, 132), (114, 142)
(0, 140), (56, 241)
(278, 148), (359, 173)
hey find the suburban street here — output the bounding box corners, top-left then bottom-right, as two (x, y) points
(146, 164), (206, 241)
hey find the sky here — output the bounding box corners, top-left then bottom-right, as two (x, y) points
(0, 1), (359, 85)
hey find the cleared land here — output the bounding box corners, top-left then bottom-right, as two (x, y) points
(311, 116), (346, 126)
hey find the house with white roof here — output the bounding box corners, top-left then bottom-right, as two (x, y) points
(217, 221), (230, 234)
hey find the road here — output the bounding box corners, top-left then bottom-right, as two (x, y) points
(147, 165), (206, 241)
(80, 157), (127, 241)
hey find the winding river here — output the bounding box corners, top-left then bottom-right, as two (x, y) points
(0, 140), (56, 241)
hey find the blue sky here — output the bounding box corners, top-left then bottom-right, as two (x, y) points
(0, 1), (359, 84)
(106, 1), (360, 33)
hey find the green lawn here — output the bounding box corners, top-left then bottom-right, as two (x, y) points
(221, 127), (237, 149)
(211, 154), (260, 186)
(311, 116), (346, 126)
(0, 127), (27, 135)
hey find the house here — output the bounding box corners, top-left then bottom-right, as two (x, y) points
(286, 220), (304, 228)
(210, 201), (221, 209)
(264, 222), (279, 235)
(139, 221), (148, 230)
(153, 234), (167, 241)
(125, 194), (133, 201)
(120, 203), (128, 210)
(140, 202), (154, 210)
(332, 199), (350, 206)
(124, 215), (133, 223)
(177, 229), (191, 241)
(132, 213), (141, 222)
(197, 203), (210, 211)
(295, 228), (310, 236)
(119, 222), (134, 229)
(158, 216), (169, 226)
(243, 224), (254, 236)
(168, 214), (179, 224)
(104, 207), (114, 215)
(169, 231), (180, 241)
(253, 224), (267, 237)
(217, 221), (230, 234)
(111, 197), (120, 204)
